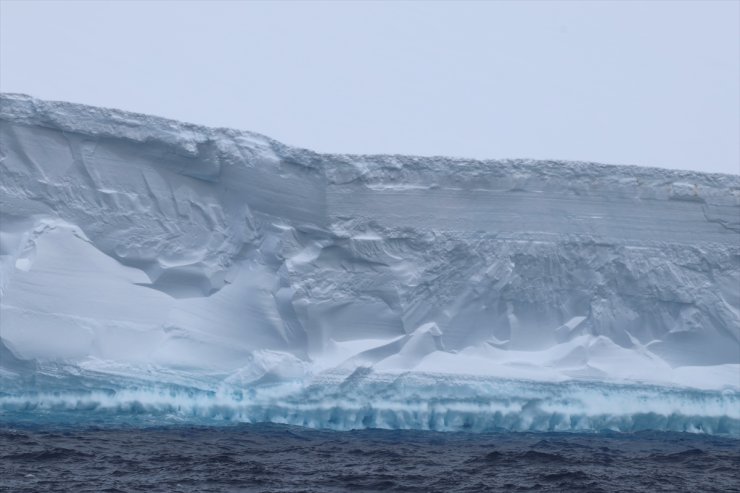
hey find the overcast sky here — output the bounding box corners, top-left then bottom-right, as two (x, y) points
(1, 1), (738, 174)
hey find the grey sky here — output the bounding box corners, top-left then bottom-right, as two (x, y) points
(1, 0), (738, 174)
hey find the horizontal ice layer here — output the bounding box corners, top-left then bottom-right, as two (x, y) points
(2, 368), (738, 435)
(1, 93), (739, 432)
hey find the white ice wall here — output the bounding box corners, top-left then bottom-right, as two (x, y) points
(1, 93), (738, 380)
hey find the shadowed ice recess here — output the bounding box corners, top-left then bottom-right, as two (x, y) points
(1, 94), (739, 434)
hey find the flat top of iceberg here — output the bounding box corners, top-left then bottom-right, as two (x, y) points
(2, 92), (738, 183)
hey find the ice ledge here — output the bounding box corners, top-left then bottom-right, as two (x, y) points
(2, 92), (739, 186)
(0, 92), (276, 157)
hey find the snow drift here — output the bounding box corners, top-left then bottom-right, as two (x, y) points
(1, 94), (738, 433)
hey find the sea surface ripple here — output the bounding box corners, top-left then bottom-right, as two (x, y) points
(1, 424), (738, 492)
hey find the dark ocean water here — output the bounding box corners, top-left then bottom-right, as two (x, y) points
(1, 424), (738, 492)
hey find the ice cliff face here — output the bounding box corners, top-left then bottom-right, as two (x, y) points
(1, 94), (739, 432)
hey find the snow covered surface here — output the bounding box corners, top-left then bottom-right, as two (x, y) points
(1, 93), (739, 433)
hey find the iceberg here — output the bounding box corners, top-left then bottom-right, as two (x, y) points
(1, 93), (738, 433)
